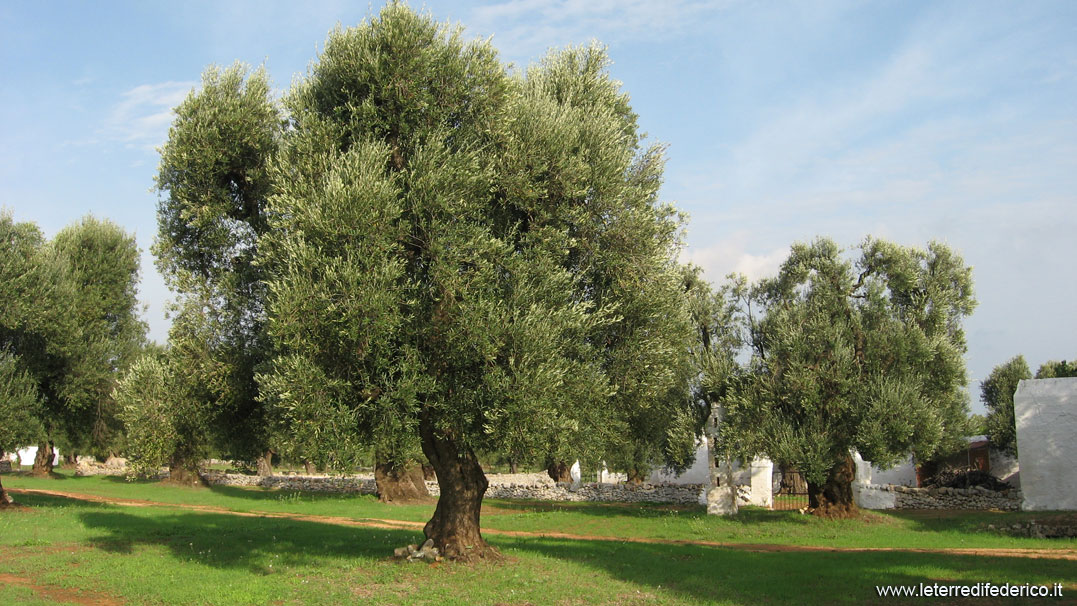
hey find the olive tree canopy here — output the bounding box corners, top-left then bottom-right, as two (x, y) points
(258, 5), (697, 558)
(714, 238), (976, 517)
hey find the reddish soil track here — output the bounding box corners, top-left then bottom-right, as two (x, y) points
(0, 545), (123, 605)
(0, 572), (123, 606)
(10, 487), (1077, 561)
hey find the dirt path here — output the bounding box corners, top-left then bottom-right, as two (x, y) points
(11, 487), (1077, 561)
(0, 544), (124, 605)
(0, 572), (123, 606)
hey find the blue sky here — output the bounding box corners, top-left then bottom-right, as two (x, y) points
(2, 1), (1074, 414)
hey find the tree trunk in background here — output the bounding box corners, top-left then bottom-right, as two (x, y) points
(807, 454), (858, 518)
(374, 460), (431, 504)
(546, 460), (570, 483)
(304, 460), (315, 475)
(779, 464), (808, 495)
(164, 452), (205, 487)
(626, 466), (647, 485)
(32, 442), (55, 476)
(421, 463), (436, 481)
(508, 459), (519, 474)
(63, 453), (77, 467)
(420, 413), (498, 561)
(0, 476), (12, 507)
(256, 449), (274, 477)
(0, 455), (11, 505)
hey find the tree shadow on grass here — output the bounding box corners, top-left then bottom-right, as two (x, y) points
(3, 492), (106, 510)
(204, 483), (371, 503)
(98, 475), (160, 485)
(72, 504), (1077, 605)
(866, 510), (1077, 545)
(497, 535), (1077, 605)
(77, 509), (423, 575)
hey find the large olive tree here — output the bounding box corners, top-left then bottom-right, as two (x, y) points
(258, 5), (696, 559)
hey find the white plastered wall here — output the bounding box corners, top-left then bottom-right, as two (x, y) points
(1014, 377), (1077, 511)
(870, 454), (918, 487)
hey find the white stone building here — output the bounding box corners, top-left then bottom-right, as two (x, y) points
(1014, 377), (1077, 511)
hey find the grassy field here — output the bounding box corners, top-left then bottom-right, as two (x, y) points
(2, 471), (1075, 605)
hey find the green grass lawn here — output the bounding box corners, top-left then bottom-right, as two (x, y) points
(2, 471), (1075, 605)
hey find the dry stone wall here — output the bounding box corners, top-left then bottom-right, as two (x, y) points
(201, 472), (378, 493)
(83, 461), (1021, 510)
(864, 484), (1022, 511)
(478, 481), (704, 505)
(198, 471), (704, 505)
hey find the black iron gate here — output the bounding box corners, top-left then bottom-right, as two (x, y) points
(772, 467), (809, 511)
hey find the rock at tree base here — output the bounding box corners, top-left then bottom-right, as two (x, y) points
(393, 539), (442, 563)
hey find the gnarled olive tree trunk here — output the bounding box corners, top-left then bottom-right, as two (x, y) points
(0, 475), (12, 506)
(256, 449), (274, 477)
(420, 413), (497, 561)
(165, 451), (205, 487)
(32, 442), (55, 476)
(374, 460), (430, 504)
(546, 460), (571, 483)
(807, 454), (858, 518)
(626, 466), (648, 485)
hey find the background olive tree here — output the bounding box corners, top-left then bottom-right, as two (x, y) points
(0, 352), (44, 504)
(982, 354), (1076, 459)
(125, 64), (282, 480)
(981, 355), (1031, 458)
(49, 216), (146, 462)
(713, 238), (976, 517)
(1, 213), (143, 477)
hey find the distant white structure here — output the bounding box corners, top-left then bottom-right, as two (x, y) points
(569, 459), (581, 486)
(870, 454), (918, 487)
(1015, 378), (1077, 511)
(702, 406), (775, 514)
(596, 462), (624, 483)
(648, 438), (711, 485)
(10, 446), (59, 467)
(853, 451), (897, 509)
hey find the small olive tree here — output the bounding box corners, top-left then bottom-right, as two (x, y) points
(0, 353), (44, 504)
(49, 216), (146, 461)
(714, 238), (976, 517)
(981, 355), (1031, 458)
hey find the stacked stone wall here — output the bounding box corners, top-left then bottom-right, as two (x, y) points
(479, 482), (704, 505)
(84, 463), (1021, 510)
(879, 484), (1021, 510)
(198, 471), (703, 505)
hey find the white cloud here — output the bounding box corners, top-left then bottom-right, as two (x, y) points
(102, 81), (195, 150)
(681, 232), (787, 284)
(467, 0), (740, 61)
